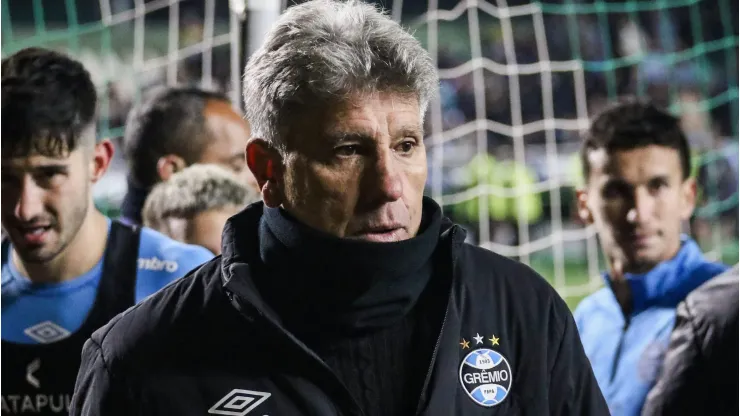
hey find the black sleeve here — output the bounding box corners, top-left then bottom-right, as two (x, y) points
(548, 296), (610, 416)
(70, 338), (131, 416)
(641, 301), (704, 416)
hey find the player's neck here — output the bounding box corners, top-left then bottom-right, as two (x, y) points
(13, 210), (109, 284)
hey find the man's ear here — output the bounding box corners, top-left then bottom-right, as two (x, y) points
(90, 139), (114, 183)
(246, 138), (284, 208)
(576, 188), (594, 225)
(156, 155), (187, 182)
(680, 177), (697, 220)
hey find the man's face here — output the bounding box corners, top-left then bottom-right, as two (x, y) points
(200, 100), (257, 191)
(578, 145), (696, 274)
(277, 92), (427, 242)
(163, 206), (241, 255)
(1, 149), (91, 263)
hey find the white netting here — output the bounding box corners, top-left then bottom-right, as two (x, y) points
(2, 0), (248, 212)
(393, 0), (602, 304)
(386, 0), (738, 306)
(2, 0), (246, 134)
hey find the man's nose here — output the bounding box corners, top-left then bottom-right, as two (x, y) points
(626, 188), (654, 224)
(367, 148), (403, 203)
(14, 177), (45, 222)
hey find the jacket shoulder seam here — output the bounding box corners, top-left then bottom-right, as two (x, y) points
(88, 337), (114, 378)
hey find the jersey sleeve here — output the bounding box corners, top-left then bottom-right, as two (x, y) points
(134, 228), (215, 301)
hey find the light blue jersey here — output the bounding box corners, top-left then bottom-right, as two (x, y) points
(574, 236), (728, 416)
(1, 220), (214, 344)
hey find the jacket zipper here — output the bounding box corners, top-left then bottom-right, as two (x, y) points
(609, 318), (630, 382)
(414, 226), (460, 415)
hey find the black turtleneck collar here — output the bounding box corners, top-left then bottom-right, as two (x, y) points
(253, 200), (443, 337)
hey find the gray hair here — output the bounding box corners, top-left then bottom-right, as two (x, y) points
(142, 164), (260, 229)
(242, 0), (438, 153)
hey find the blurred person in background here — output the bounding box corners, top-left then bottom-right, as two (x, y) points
(451, 146), (543, 246)
(142, 164), (260, 255)
(0, 47), (214, 415)
(71, 1), (607, 415)
(642, 264), (738, 416)
(573, 98), (729, 416)
(120, 86), (257, 225)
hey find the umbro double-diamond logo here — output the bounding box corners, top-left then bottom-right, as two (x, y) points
(208, 389), (271, 416)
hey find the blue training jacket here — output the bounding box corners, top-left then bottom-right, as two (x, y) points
(573, 236), (728, 416)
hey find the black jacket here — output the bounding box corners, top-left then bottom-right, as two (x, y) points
(70, 203), (608, 415)
(642, 265), (739, 416)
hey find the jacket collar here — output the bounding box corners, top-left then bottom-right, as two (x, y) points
(219, 199), (465, 320)
(604, 235), (728, 312)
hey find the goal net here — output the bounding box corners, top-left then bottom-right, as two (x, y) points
(1, 0), (247, 215)
(3, 0), (737, 308)
(385, 0), (738, 307)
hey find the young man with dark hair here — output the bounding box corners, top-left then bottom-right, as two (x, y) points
(0, 47), (214, 415)
(574, 98), (729, 416)
(120, 86), (256, 225)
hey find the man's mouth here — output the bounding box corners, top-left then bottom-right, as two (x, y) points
(16, 225), (52, 245)
(354, 225), (406, 242)
(627, 232), (657, 247)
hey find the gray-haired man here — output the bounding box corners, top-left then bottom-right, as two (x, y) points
(71, 1), (608, 415)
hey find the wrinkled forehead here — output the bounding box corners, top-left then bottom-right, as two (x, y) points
(307, 93), (422, 138)
(588, 145), (684, 184)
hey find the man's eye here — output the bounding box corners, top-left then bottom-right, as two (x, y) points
(648, 181), (667, 193)
(602, 184), (627, 199)
(230, 162), (246, 173)
(335, 145), (359, 157)
(396, 140), (417, 154)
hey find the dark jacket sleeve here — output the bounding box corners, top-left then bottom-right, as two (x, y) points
(70, 338), (131, 416)
(640, 301), (703, 416)
(548, 296), (610, 416)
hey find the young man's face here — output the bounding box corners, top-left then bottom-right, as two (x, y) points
(260, 92), (428, 242)
(163, 206), (242, 255)
(578, 145), (696, 274)
(1, 149), (92, 263)
(200, 100), (258, 191)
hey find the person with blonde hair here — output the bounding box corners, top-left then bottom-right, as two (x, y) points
(142, 164), (260, 254)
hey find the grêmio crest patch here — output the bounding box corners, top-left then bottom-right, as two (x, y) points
(458, 333), (512, 407)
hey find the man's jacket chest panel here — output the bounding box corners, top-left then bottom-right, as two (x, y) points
(424, 249), (560, 416)
(128, 313), (526, 416)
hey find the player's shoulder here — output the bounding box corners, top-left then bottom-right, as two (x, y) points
(136, 226), (215, 276)
(690, 259), (730, 281)
(572, 287), (612, 322)
(90, 257), (227, 367)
